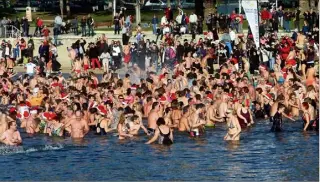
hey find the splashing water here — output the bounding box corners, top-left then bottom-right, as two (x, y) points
(0, 144), (64, 155)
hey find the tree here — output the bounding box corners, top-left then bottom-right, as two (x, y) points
(60, 0), (64, 17)
(299, 0), (316, 13)
(66, 0), (70, 17)
(121, 0), (144, 24)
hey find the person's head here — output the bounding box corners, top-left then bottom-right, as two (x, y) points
(196, 103), (205, 113)
(152, 102), (160, 111)
(8, 121), (17, 131)
(302, 102), (309, 111)
(75, 110), (81, 118)
(156, 117), (166, 126)
(277, 103), (285, 113)
(131, 115), (140, 124)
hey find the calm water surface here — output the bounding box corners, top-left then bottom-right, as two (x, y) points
(0, 120), (318, 181)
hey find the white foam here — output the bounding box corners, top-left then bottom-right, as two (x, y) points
(0, 144), (64, 155)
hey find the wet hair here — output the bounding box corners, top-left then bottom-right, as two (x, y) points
(302, 102), (309, 110)
(242, 87), (249, 93)
(277, 94), (285, 101)
(256, 88), (263, 94)
(278, 103), (285, 110)
(131, 115), (139, 122)
(171, 100), (179, 109)
(126, 88), (131, 95)
(196, 103), (205, 110)
(8, 121), (15, 128)
(183, 105), (190, 114)
(146, 96), (153, 103)
(165, 107), (171, 114)
(156, 117), (166, 126)
(82, 103), (88, 110)
(89, 108), (98, 114)
(118, 114), (126, 125)
(152, 102), (159, 109)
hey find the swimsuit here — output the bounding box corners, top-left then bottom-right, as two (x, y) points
(96, 119), (107, 135)
(271, 112), (283, 132)
(147, 128), (155, 135)
(237, 109), (251, 129)
(51, 127), (62, 137)
(302, 113), (313, 131)
(38, 120), (46, 133)
(158, 127), (173, 145)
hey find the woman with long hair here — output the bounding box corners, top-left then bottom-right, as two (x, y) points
(224, 109), (241, 141)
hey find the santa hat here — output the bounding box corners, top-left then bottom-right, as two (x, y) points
(17, 111), (30, 119)
(9, 107), (16, 113)
(170, 93), (177, 100)
(265, 94), (273, 100)
(207, 93), (214, 100)
(233, 99), (239, 103)
(227, 93), (233, 98)
(60, 93), (69, 100)
(30, 108), (38, 115)
(265, 83), (273, 88)
(42, 112), (56, 120)
(130, 85), (137, 90)
(159, 96), (167, 103)
(22, 101), (31, 108)
(21, 111), (30, 118)
(97, 105), (108, 115)
(51, 82), (60, 88)
(259, 65), (267, 70)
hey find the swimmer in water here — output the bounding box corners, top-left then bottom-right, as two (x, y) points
(146, 117), (173, 145)
(0, 122), (22, 146)
(270, 104), (286, 132)
(63, 111), (89, 139)
(224, 109), (241, 141)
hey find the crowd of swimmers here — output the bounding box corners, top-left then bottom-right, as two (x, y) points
(0, 23), (318, 146)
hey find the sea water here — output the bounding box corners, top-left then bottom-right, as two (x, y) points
(0, 120), (318, 181)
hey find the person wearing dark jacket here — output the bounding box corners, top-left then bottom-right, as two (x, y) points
(87, 14), (94, 37)
(22, 17), (29, 37)
(88, 43), (101, 69)
(81, 16), (86, 36)
(249, 47), (260, 74)
(151, 15), (159, 35)
(14, 18), (20, 31)
(294, 9), (301, 31)
(38, 42), (49, 62)
(76, 39), (86, 60)
(176, 41), (184, 62)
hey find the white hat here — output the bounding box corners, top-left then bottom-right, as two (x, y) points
(30, 109), (37, 114)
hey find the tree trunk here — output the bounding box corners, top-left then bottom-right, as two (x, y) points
(135, 1), (141, 25)
(66, 0), (70, 17)
(3, 0), (6, 8)
(300, 0), (310, 13)
(310, 0), (315, 9)
(60, 0), (64, 18)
